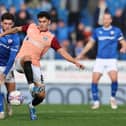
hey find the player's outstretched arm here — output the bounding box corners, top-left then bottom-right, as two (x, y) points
(76, 40), (95, 60)
(0, 26), (22, 37)
(57, 48), (84, 69)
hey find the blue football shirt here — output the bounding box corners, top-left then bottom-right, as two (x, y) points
(91, 26), (124, 59)
(0, 28), (20, 75)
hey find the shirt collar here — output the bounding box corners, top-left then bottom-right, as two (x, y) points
(102, 25), (112, 30)
(40, 29), (48, 32)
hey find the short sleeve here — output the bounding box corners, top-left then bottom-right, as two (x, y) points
(51, 37), (61, 51)
(21, 24), (30, 32)
(117, 28), (124, 41)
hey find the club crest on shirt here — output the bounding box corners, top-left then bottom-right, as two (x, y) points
(110, 31), (114, 35)
(8, 39), (13, 44)
(99, 31), (103, 34)
(43, 36), (48, 41)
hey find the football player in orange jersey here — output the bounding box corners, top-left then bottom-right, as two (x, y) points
(0, 11), (84, 120)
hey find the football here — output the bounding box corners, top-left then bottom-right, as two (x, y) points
(9, 90), (24, 105)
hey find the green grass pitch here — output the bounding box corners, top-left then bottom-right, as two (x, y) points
(0, 105), (126, 126)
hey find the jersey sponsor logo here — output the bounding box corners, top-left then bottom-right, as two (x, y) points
(98, 36), (115, 40)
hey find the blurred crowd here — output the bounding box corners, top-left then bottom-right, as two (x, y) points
(0, 0), (126, 60)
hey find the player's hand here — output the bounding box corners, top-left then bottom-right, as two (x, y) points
(120, 47), (126, 53)
(0, 73), (5, 85)
(75, 62), (85, 70)
(76, 54), (83, 60)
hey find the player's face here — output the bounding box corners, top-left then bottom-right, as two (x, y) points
(1, 19), (14, 31)
(103, 14), (112, 27)
(38, 17), (50, 31)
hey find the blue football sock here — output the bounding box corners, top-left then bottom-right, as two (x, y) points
(111, 81), (118, 97)
(91, 83), (99, 101)
(0, 93), (4, 112)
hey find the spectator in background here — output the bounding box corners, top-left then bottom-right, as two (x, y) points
(15, 3), (31, 44)
(0, 4), (7, 16)
(93, 0), (109, 28)
(75, 40), (84, 58)
(9, 5), (16, 16)
(0, 4), (7, 30)
(15, 10), (31, 26)
(61, 40), (75, 57)
(15, 3), (31, 26)
(112, 8), (123, 32)
(50, 7), (58, 23)
(57, 19), (71, 42)
(66, 0), (85, 26)
(74, 23), (95, 59)
(55, 40), (75, 59)
(75, 22), (86, 42)
(49, 22), (57, 36)
(40, 0), (52, 12)
(84, 26), (92, 43)
(122, 6), (126, 38)
(84, 26), (97, 59)
(112, 8), (126, 60)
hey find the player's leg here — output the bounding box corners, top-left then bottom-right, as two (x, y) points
(20, 56), (34, 89)
(0, 87), (5, 119)
(28, 66), (45, 120)
(91, 59), (103, 109)
(5, 82), (15, 116)
(5, 71), (15, 116)
(0, 67), (5, 119)
(15, 57), (42, 95)
(107, 59), (118, 109)
(32, 82), (45, 106)
(108, 71), (118, 98)
(91, 72), (102, 109)
(108, 71), (118, 109)
(0, 67), (15, 119)
(28, 85), (45, 120)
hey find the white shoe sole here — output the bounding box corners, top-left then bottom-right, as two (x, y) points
(91, 101), (100, 110)
(0, 112), (5, 119)
(110, 97), (118, 109)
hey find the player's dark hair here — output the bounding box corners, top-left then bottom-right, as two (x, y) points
(37, 11), (51, 20)
(1, 12), (15, 22)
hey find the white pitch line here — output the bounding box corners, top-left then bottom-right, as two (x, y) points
(37, 110), (126, 114)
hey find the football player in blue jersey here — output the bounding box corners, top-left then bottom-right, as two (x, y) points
(0, 13), (20, 119)
(77, 13), (126, 109)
